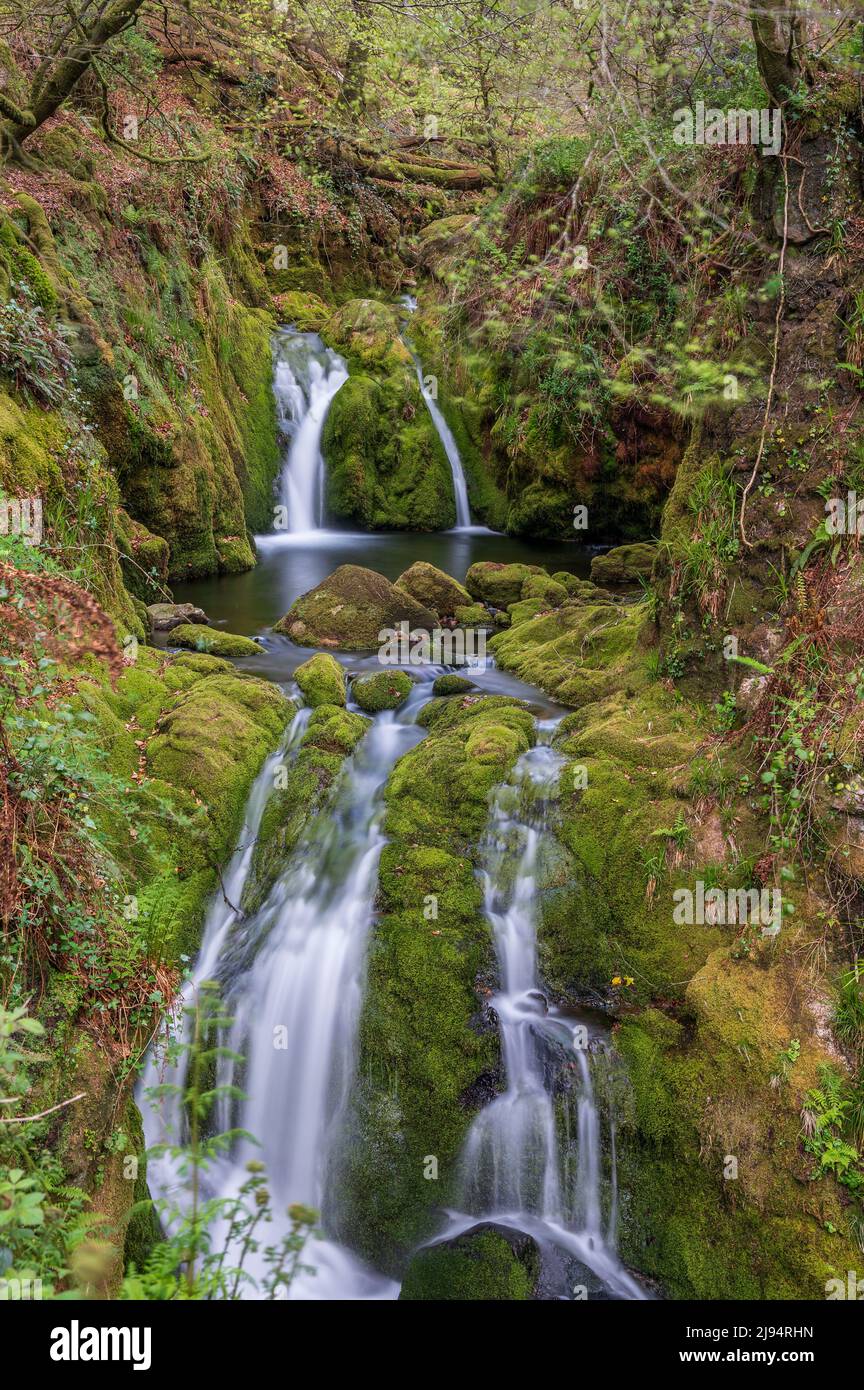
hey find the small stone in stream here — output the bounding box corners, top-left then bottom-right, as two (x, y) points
(294, 653), (347, 707)
(352, 669), (414, 713)
(147, 602), (209, 632)
(432, 674), (475, 696)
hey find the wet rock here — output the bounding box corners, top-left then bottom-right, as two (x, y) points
(352, 669), (414, 713)
(590, 543), (657, 586)
(167, 624), (262, 658)
(399, 1223), (541, 1300)
(147, 601), (209, 632)
(432, 674), (475, 696)
(465, 561), (547, 608)
(395, 561), (471, 617)
(275, 564), (438, 651)
(294, 653), (347, 707)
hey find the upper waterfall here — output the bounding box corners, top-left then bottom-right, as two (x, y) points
(272, 328), (348, 534)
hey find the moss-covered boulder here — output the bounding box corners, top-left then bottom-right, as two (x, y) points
(294, 652), (347, 707)
(590, 542), (657, 585)
(465, 561), (547, 608)
(324, 299), (412, 372)
(399, 1226), (540, 1300)
(321, 300), (456, 531)
(352, 669), (414, 713)
(167, 624), (262, 658)
(413, 214), (479, 280)
(395, 561), (471, 616)
(334, 697), (536, 1273)
(432, 673), (475, 696)
(275, 564), (438, 651)
(273, 290), (330, 331)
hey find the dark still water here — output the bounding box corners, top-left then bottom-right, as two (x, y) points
(172, 529), (594, 637)
(167, 528), (593, 712)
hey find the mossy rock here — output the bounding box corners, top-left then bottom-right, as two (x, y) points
(395, 561), (471, 617)
(275, 564), (438, 651)
(454, 602), (489, 626)
(590, 543), (657, 586)
(352, 669), (414, 713)
(116, 509), (170, 604)
(323, 372), (456, 531)
(294, 652), (346, 707)
(167, 624), (262, 658)
(465, 561), (547, 607)
(273, 290), (330, 331)
(521, 573), (569, 607)
(432, 674), (475, 696)
(399, 1226), (540, 1300)
(324, 298), (413, 374)
(301, 703), (371, 756)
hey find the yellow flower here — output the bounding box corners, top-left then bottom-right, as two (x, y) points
(611, 975), (622, 986)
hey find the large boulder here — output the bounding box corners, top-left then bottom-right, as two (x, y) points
(294, 653), (347, 707)
(320, 299), (457, 531)
(275, 564), (438, 651)
(465, 561), (547, 608)
(399, 1224), (541, 1301)
(395, 561), (471, 616)
(590, 543), (657, 586)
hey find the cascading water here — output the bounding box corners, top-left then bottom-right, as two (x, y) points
(398, 296), (473, 530)
(141, 683), (433, 1300)
(445, 723), (645, 1299)
(272, 328), (348, 534)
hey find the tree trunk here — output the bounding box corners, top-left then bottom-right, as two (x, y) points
(7, 0), (147, 146)
(751, 0), (807, 104)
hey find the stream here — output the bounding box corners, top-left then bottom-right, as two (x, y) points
(140, 322), (640, 1300)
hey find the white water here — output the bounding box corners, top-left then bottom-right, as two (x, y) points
(141, 685), (432, 1300)
(398, 296), (476, 531)
(272, 329), (348, 534)
(446, 726), (645, 1299)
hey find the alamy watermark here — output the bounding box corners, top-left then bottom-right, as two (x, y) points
(672, 881), (782, 937)
(825, 490), (864, 535)
(673, 101), (782, 158)
(0, 495), (42, 546)
(378, 621), (487, 670)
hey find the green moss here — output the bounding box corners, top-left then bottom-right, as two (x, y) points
(352, 669), (413, 712)
(167, 624), (263, 658)
(242, 704), (370, 914)
(465, 561), (547, 608)
(590, 543), (657, 586)
(294, 652), (347, 707)
(400, 1228), (539, 1300)
(394, 561), (471, 616)
(432, 674), (475, 696)
(275, 564), (438, 651)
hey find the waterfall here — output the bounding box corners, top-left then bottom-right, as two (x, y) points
(398, 297), (473, 530)
(272, 328), (348, 534)
(141, 684), (433, 1300)
(451, 725), (645, 1299)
